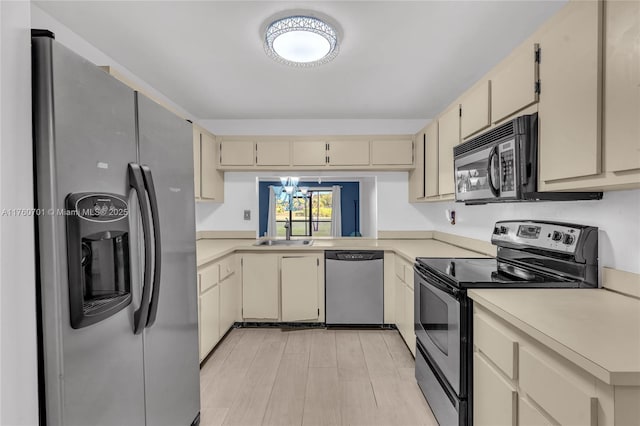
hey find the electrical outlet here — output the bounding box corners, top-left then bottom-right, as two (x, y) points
(243, 210), (251, 220)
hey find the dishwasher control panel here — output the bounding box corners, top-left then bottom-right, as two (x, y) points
(325, 251), (384, 261)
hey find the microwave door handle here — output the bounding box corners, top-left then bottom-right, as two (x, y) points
(487, 146), (500, 197)
(128, 163), (152, 335)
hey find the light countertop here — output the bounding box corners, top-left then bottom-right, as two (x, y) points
(469, 289), (640, 386)
(196, 238), (487, 267)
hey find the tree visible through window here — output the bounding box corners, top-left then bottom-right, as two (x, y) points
(275, 190), (333, 237)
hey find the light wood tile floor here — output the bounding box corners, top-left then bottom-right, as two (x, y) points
(200, 328), (438, 426)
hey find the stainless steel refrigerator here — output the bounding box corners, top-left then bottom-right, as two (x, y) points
(32, 30), (200, 426)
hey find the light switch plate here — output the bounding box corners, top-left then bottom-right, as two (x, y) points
(244, 210), (251, 220)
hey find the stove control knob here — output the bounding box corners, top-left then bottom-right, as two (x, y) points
(552, 231), (563, 241)
(500, 226), (508, 234)
(493, 227), (501, 235)
(563, 234), (575, 245)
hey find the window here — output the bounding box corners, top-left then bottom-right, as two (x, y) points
(275, 190), (333, 237)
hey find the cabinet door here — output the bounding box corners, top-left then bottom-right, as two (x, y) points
(201, 132), (224, 201)
(371, 139), (413, 166)
(461, 80), (491, 139)
(328, 140), (370, 166)
(199, 285), (220, 360)
(438, 106), (459, 196)
(292, 141), (327, 166)
(409, 131), (425, 201)
(219, 274), (238, 335)
(519, 397), (553, 426)
(242, 254), (279, 319)
(538, 0), (603, 182)
(256, 141), (290, 166)
(474, 353), (517, 426)
(281, 256), (319, 321)
(425, 121), (439, 197)
(604, 0), (640, 173)
(220, 140), (254, 166)
(193, 128), (201, 199)
(404, 285), (415, 356)
(491, 43), (539, 124)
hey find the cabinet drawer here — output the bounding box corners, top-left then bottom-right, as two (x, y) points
(403, 264), (414, 290)
(474, 314), (518, 380)
(519, 397), (553, 426)
(394, 256), (405, 281)
(519, 347), (597, 426)
(218, 256), (235, 281)
(199, 264), (219, 294)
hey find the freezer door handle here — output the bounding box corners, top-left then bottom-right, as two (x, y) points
(128, 163), (153, 334)
(141, 165), (162, 328)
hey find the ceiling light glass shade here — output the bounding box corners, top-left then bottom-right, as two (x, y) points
(265, 15), (339, 67)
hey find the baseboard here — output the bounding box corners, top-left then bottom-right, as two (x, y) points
(196, 230), (256, 240)
(377, 230), (434, 239)
(603, 268), (640, 299)
(432, 231), (496, 257)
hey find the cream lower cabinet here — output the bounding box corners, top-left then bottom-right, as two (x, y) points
(242, 254), (279, 319)
(394, 256), (416, 356)
(281, 256), (320, 321)
(199, 284), (220, 361)
(198, 255), (239, 361)
(241, 253), (323, 322)
(474, 304), (639, 426)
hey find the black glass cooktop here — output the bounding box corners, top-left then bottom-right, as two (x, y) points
(415, 257), (579, 289)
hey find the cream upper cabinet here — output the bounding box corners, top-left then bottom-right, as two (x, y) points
(604, 0), (640, 173)
(281, 256), (319, 322)
(538, 0), (603, 183)
(438, 106), (460, 196)
(409, 131), (426, 201)
(327, 140), (370, 166)
(220, 140), (254, 166)
(242, 254), (279, 319)
(425, 121), (439, 198)
(292, 141), (327, 166)
(371, 139), (414, 166)
(491, 43), (539, 124)
(256, 141), (290, 166)
(200, 131), (224, 201)
(474, 353), (517, 426)
(460, 80), (492, 139)
(193, 128), (201, 199)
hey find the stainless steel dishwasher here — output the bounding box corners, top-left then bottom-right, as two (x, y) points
(325, 251), (384, 325)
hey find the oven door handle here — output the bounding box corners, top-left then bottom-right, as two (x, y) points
(487, 146), (500, 197)
(415, 266), (461, 299)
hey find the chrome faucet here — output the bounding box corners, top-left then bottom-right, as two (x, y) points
(284, 218), (291, 240)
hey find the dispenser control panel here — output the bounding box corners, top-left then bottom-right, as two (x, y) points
(73, 194), (128, 222)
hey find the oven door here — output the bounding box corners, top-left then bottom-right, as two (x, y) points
(414, 268), (462, 396)
(454, 138), (517, 202)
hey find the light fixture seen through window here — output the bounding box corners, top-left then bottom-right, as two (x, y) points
(264, 15), (339, 67)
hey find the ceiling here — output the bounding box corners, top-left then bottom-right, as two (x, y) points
(35, 1), (567, 120)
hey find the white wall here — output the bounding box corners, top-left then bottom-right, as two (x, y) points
(0, 2), (39, 425)
(196, 171), (427, 235)
(200, 119), (429, 136)
(415, 189), (640, 274)
(30, 5), (196, 121)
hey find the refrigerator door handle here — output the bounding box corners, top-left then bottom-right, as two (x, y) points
(141, 165), (162, 328)
(128, 163), (153, 334)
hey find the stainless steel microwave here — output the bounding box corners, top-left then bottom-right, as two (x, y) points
(454, 113), (538, 203)
(454, 113), (602, 204)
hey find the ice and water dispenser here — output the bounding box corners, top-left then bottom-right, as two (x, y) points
(66, 193), (131, 329)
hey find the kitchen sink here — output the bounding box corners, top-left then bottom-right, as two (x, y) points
(254, 239), (314, 247)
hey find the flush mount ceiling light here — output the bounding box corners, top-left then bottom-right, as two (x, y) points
(264, 15), (339, 67)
